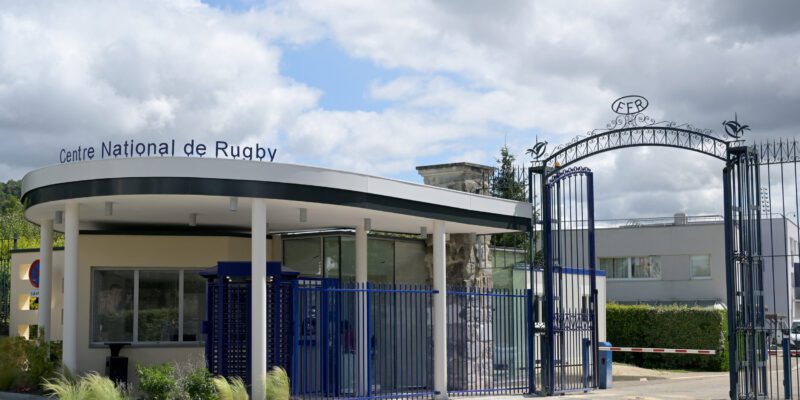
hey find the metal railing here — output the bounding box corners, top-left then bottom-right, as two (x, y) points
(446, 285), (530, 396)
(292, 281), (436, 400)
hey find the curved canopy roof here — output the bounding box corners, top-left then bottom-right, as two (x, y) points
(22, 158), (531, 235)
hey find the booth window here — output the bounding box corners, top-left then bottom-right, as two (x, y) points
(91, 268), (205, 345)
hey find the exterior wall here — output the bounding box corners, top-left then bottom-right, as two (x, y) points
(10, 249), (64, 340)
(596, 223), (728, 305)
(10, 234), (278, 382)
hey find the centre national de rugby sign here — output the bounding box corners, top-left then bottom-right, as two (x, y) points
(59, 138), (278, 164)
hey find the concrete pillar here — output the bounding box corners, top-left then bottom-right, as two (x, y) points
(38, 219), (53, 341)
(433, 220), (447, 398)
(355, 218), (369, 396)
(63, 203), (79, 371)
(251, 199), (268, 400)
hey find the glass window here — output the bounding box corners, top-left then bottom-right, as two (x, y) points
(691, 255), (711, 278)
(599, 257), (628, 279)
(323, 236), (341, 279)
(395, 240), (427, 285)
(340, 236), (356, 283)
(283, 238), (322, 277)
(632, 256), (661, 279)
(368, 239), (394, 283)
(91, 269), (205, 345)
(138, 271), (179, 342)
(183, 271), (206, 342)
(92, 270), (134, 342)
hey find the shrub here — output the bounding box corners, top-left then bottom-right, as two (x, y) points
(264, 367), (289, 400)
(0, 333), (61, 391)
(212, 376), (248, 400)
(42, 372), (125, 400)
(137, 363), (177, 400)
(183, 367), (217, 400)
(606, 303), (728, 371)
(42, 373), (86, 400)
(0, 336), (28, 390)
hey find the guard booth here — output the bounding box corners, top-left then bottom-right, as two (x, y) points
(201, 261), (299, 385)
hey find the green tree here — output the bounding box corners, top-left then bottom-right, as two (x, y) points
(492, 146), (526, 201)
(491, 146), (528, 249)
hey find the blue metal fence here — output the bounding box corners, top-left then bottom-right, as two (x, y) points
(204, 276), (251, 382)
(446, 285), (530, 396)
(291, 281), (436, 399)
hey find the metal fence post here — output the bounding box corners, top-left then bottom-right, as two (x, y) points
(783, 338), (792, 399)
(527, 166), (536, 394)
(723, 162), (739, 399)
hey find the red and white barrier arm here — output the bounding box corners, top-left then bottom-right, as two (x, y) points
(599, 346), (716, 355)
(768, 350), (800, 356)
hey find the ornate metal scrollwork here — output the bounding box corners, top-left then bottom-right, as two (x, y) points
(528, 97), (749, 174)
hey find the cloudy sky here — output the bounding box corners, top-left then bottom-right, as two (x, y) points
(0, 0), (798, 219)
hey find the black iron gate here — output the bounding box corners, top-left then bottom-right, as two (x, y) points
(725, 146), (769, 399)
(540, 166), (598, 395)
(725, 139), (800, 400)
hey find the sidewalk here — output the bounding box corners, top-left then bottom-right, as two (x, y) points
(452, 364), (728, 400)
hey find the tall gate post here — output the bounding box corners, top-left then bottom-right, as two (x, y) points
(587, 172), (599, 389)
(526, 166), (536, 395)
(541, 172), (555, 395)
(723, 163), (738, 399)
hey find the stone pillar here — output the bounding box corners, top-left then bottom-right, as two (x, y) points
(39, 219), (53, 341)
(417, 163), (494, 391)
(251, 199), (268, 399)
(416, 162), (494, 195)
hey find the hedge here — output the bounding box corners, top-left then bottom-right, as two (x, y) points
(606, 303), (728, 371)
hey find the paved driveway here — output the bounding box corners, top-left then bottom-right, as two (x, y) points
(454, 364), (729, 400)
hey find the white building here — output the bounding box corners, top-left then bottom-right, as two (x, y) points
(596, 213), (800, 322)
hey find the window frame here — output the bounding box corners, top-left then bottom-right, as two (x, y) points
(599, 256), (662, 281)
(690, 255), (712, 280)
(90, 267), (205, 348)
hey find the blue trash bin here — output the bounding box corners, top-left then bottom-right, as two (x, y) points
(598, 341), (612, 389)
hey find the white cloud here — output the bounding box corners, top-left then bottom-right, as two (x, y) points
(0, 0), (319, 171)
(1, 0), (799, 221)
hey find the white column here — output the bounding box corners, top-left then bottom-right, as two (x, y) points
(63, 203), (79, 372)
(355, 219), (369, 396)
(38, 219), (53, 341)
(251, 199), (268, 400)
(433, 220), (447, 398)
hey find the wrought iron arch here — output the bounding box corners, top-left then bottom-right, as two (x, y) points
(540, 126), (730, 176)
(527, 101), (751, 177)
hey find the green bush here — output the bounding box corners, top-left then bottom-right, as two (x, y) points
(43, 372), (126, 400)
(264, 367), (289, 400)
(183, 367), (217, 400)
(0, 334), (61, 391)
(212, 376), (247, 400)
(607, 303), (728, 371)
(0, 336), (27, 390)
(137, 363), (177, 400)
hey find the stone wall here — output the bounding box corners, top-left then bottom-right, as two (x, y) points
(418, 162), (495, 391)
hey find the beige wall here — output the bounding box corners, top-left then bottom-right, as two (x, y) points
(11, 234), (277, 382)
(10, 250), (64, 340)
